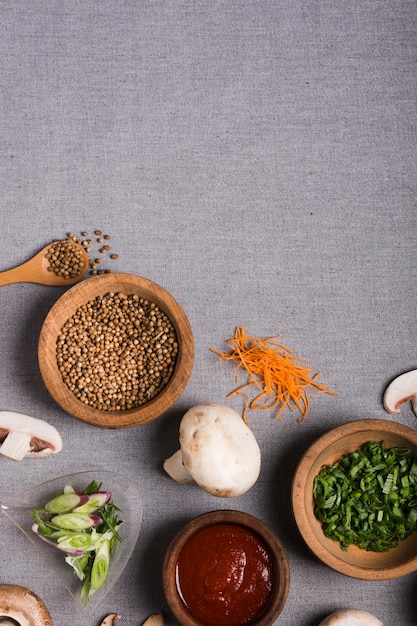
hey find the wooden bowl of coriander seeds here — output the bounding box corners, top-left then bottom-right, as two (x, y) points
(38, 273), (194, 428)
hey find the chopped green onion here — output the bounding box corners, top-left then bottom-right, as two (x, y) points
(382, 473), (393, 494)
(313, 440), (417, 552)
(45, 492), (89, 514)
(90, 539), (111, 591)
(65, 553), (90, 580)
(57, 532), (101, 553)
(73, 491), (111, 514)
(31, 480), (122, 605)
(51, 512), (102, 530)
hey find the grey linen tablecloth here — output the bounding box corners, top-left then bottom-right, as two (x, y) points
(1, 1), (416, 624)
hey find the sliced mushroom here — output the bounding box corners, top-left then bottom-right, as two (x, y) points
(383, 370), (417, 416)
(99, 613), (163, 626)
(100, 614), (121, 626)
(0, 584), (53, 626)
(319, 609), (384, 625)
(164, 403), (261, 497)
(142, 614), (164, 626)
(0, 411), (62, 461)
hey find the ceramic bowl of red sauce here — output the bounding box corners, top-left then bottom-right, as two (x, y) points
(163, 510), (290, 626)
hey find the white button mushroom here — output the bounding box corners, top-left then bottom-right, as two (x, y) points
(383, 370), (417, 417)
(319, 609), (384, 625)
(0, 411), (62, 461)
(163, 403), (261, 497)
(0, 584), (53, 626)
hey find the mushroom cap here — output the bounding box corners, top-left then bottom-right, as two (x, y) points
(319, 608), (384, 625)
(0, 584), (53, 626)
(179, 403), (261, 497)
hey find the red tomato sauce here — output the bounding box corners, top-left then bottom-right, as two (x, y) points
(175, 523), (275, 626)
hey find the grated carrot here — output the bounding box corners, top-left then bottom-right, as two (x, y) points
(210, 326), (337, 424)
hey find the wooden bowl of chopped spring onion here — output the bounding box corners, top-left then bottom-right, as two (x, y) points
(38, 273), (194, 428)
(292, 419), (417, 580)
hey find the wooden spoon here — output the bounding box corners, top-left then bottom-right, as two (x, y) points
(0, 240), (89, 286)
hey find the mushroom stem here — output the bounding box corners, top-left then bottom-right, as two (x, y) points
(163, 449), (194, 484)
(0, 430), (32, 461)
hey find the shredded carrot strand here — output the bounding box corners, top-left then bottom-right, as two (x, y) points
(210, 326), (337, 424)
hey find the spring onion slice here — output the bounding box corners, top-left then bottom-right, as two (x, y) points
(31, 480), (122, 604)
(313, 440), (417, 552)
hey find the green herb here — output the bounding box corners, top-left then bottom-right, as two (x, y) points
(31, 480), (122, 604)
(313, 440), (417, 552)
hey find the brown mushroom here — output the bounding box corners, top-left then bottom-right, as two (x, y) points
(0, 584), (53, 626)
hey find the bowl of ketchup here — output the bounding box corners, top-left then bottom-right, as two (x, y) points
(163, 510), (290, 626)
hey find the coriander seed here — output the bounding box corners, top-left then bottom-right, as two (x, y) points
(45, 240), (85, 280)
(56, 292), (179, 411)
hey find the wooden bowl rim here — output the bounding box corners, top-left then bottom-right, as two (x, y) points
(162, 510), (290, 626)
(38, 273), (194, 428)
(292, 418), (417, 580)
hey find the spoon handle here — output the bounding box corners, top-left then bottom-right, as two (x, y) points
(0, 265), (32, 285)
